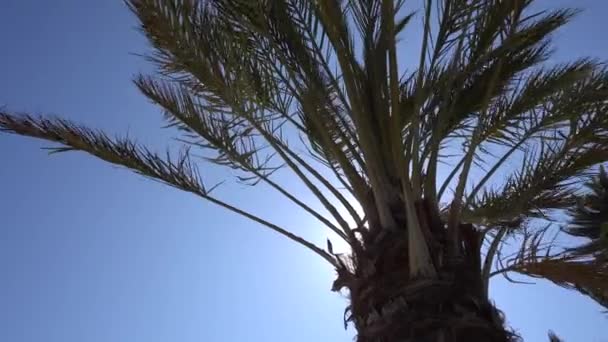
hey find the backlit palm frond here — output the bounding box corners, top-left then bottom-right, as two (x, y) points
(509, 252), (608, 312)
(479, 59), (598, 149)
(297, 85), (364, 172)
(436, 62), (605, 205)
(564, 167), (608, 261)
(134, 75), (354, 239)
(0, 111), (336, 265)
(463, 68), (608, 228)
(0, 112), (206, 195)
(425, 4), (576, 144)
(491, 202), (608, 312)
(130, 0), (376, 237)
(421, 4), (583, 230)
(464, 145), (577, 226)
(512, 256), (607, 302)
(134, 75), (277, 181)
(560, 167), (608, 310)
(482, 95), (608, 309)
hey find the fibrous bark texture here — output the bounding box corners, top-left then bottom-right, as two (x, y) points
(333, 200), (516, 342)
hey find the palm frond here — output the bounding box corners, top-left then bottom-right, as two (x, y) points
(463, 68), (608, 227)
(1, 112), (206, 194)
(564, 167), (608, 261)
(128, 0), (370, 231)
(560, 167), (608, 310)
(419, 4), (585, 248)
(512, 256), (608, 312)
(492, 219), (608, 312)
(0, 111), (336, 265)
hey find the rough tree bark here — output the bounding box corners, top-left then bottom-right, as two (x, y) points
(333, 200), (514, 342)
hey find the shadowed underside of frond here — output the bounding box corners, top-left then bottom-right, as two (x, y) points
(509, 256), (608, 313)
(561, 169), (608, 310)
(2, 0), (608, 341)
(513, 257), (607, 307)
(565, 168), (608, 261)
(491, 208), (608, 313)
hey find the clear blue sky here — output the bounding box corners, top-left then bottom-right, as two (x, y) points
(0, 1), (606, 341)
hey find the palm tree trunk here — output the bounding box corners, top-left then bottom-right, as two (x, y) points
(334, 200), (515, 342)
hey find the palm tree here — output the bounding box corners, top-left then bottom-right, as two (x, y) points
(2, 0), (607, 340)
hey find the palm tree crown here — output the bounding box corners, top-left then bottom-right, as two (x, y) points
(2, 0), (607, 340)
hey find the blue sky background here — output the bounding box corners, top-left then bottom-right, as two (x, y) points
(1, 1), (607, 341)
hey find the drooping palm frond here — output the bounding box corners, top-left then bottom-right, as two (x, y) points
(0, 112), (336, 266)
(564, 167), (608, 261)
(560, 167), (608, 310)
(510, 254), (608, 312)
(127, 0), (370, 238)
(491, 208), (608, 312)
